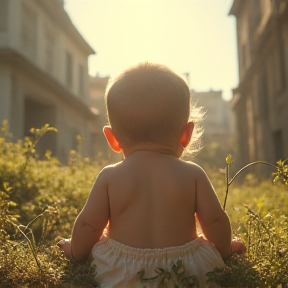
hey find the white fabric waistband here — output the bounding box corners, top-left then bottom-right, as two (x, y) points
(95, 236), (206, 261)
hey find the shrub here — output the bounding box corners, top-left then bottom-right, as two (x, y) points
(0, 121), (101, 287)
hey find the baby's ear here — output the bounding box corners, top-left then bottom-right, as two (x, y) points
(180, 122), (194, 148)
(103, 126), (122, 153)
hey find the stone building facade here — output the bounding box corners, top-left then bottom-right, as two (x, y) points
(89, 75), (122, 162)
(0, 0), (101, 162)
(191, 90), (234, 145)
(229, 0), (288, 168)
(189, 90), (235, 169)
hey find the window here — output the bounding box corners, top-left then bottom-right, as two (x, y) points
(239, 16), (249, 72)
(273, 130), (283, 161)
(279, 36), (286, 91)
(269, 48), (283, 95)
(241, 43), (247, 69)
(246, 96), (255, 161)
(0, 0), (8, 32)
(71, 128), (80, 151)
(45, 30), (55, 74)
(78, 64), (84, 96)
(66, 51), (73, 87)
(261, 73), (270, 119)
(21, 3), (37, 58)
(240, 41), (250, 73)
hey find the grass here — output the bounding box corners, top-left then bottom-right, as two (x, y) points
(0, 121), (287, 287)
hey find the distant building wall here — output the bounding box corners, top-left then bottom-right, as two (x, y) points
(0, 0), (100, 162)
(230, 0), (288, 168)
(191, 90), (235, 146)
(89, 76), (122, 163)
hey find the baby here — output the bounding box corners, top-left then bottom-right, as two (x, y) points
(58, 63), (245, 287)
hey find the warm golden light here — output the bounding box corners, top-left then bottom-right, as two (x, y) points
(65, 0), (236, 100)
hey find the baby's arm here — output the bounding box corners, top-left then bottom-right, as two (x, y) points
(69, 167), (111, 262)
(194, 165), (232, 259)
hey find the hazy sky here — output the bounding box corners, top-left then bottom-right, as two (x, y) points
(64, 0), (237, 100)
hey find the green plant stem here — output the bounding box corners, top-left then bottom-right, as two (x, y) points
(223, 163), (230, 210)
(223, 161), (278, 210)
(26, 213), (43, 229)
(20, 134), (47, 174)
(247, 220), (251, 256)
(8, 220), (43, 273)
(228, 161), (277, 186)
(245, 206), (274, 247)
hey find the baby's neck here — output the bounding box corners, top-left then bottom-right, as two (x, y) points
(122, 142), (181, 158)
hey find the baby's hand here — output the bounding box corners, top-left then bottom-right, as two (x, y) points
(57, 238), (72, 259)
(231, 239), (246, 255)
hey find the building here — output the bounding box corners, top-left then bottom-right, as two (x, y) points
(0, 0), (100, 161)
(89, 75), (122, 162)
(89, 76), (109, 157)
(189, 90), (235, 169)
(191, 90), (234, 145)
(229, 0), (288, 168)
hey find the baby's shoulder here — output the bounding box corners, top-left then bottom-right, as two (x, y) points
(180, 160), (205, 173)
(97, 161), (123, 180)
(178, 160), (210, 181)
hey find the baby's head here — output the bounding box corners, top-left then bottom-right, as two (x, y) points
(105, 63), (201, 152)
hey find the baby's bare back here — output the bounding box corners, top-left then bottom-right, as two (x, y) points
(107, 151), (198, 248)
